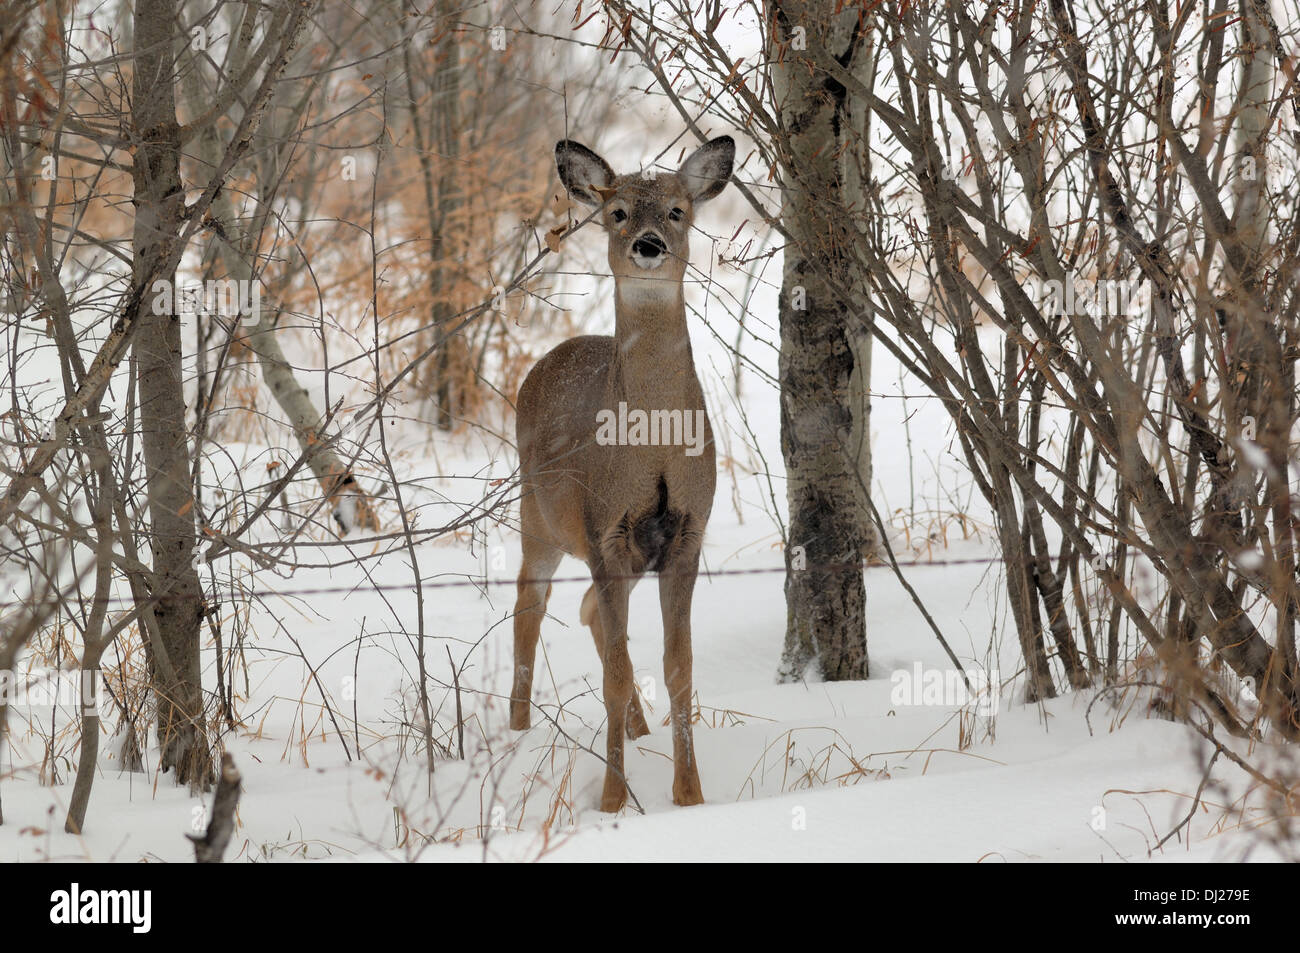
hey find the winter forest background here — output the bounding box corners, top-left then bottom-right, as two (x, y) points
(2, 0), (1300, 862)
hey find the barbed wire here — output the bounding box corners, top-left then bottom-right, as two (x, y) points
(0, 552), (1141, 612)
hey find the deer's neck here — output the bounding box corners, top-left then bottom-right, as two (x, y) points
(610, 280), (698, 406)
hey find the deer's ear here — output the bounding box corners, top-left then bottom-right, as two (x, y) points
(556, 140), (615, 206)
(678, 136), (734, 203)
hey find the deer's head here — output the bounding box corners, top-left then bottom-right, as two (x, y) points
(556, 136), (734, 296)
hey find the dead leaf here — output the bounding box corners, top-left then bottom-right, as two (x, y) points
(545, 226), (566, 252)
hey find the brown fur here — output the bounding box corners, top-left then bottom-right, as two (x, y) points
(509, 136), (734, 810)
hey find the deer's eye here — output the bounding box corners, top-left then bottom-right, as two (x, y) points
(669, 207), (684, 222)
(611, 209), (627, 223)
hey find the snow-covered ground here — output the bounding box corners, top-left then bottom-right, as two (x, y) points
(5, 506), (1288, 861)
(1, 201), (1294, 865)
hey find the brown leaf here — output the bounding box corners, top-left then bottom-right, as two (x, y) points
(545, 226), (566, 252)
(590, 184), (618, 201)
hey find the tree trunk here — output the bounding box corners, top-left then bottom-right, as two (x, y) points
(131, 0), (212, 789)
(841, 24), (878, 559)
(405, 0), (466, 430)
(769, 0), (870, 682)
(431, 0), (463, 429)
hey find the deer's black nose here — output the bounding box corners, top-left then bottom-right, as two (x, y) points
(632, 233), (667, 258)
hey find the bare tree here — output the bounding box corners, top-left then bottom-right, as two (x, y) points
(130, 0), (212, 786)
(180, 2), (381, 535)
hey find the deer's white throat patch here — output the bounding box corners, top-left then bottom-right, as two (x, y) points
(617, 276), (678, 307)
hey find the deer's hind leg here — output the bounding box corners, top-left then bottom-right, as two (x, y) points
(510, 496), (563, 731)
(581, 585), (650, 739)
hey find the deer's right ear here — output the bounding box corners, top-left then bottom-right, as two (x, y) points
(556, 140), (615, 206)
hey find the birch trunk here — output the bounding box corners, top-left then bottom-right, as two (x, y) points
(769, 0), (870, 681)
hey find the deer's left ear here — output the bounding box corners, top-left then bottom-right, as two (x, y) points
(678, 136), (734, 203)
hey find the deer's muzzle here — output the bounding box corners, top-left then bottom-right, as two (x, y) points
(631, 233), (668, 269)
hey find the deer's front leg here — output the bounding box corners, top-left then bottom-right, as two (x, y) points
(592, 566), (635, 812)
(660, 544), (703, 806)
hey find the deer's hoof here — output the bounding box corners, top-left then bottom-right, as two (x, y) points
(600, 781), (628, 814)
(672, 777), (704, 807)
(626, 705), (651, 740)
(508, 703), (531, 732)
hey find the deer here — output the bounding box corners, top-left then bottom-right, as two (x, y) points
(509, 135), (735, 812)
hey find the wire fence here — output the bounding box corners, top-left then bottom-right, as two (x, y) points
(0, 551), (1117, 612)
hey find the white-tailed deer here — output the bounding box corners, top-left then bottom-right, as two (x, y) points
(510, 135), (734, 811)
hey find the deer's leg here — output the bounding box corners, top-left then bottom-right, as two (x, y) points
(581, 585), (650, 739)
(591, 563), (635, 812)
(660, 543), (703, 806)
(510, 508), (562, 731)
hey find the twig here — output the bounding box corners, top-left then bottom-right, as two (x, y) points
(1155, 748), (1220, 852)
(188, 753), (243, 863)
